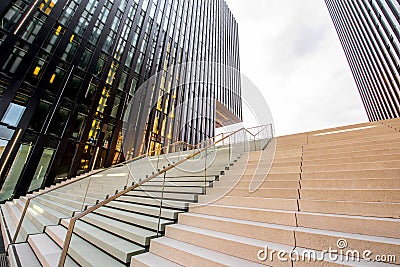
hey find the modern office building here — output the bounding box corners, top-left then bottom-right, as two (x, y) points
(0, 0), (242, 202)
(325, 0), (400, 121)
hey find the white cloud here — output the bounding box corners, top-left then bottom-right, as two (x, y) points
(225, 0), (368, 136)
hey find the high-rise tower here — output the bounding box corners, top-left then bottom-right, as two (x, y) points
(0, 0), (242, 201)
(325, 0), (400, 121)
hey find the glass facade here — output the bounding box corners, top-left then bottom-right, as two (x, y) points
(0, 0), (242, 201)
(325, 0), (400, 121)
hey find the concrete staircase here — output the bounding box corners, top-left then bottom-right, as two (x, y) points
(132, 120), (400, 266)
(1, 144), (244, 266)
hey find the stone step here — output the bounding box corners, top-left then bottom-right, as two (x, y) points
(269, 166), (301, 173)
(300, 178), (400, 189)
(95, 206), (174, 232)
(304, 136), (400, 151)
(41, 194), (96, 210)
(302, 161), (400, 172)
(271, 161), (301, 168)
(207, 187), (299, 199)
(27, 234), (78, 267)
(54, 188), (108, 200)
(79, 213), (156, 246)
(178, 212), (295, 246)
(234, 157), (297, 165)
(8, 243), (41, 267)
(44, 225), (125, 266)
(272, 156), (302, 164)
(197, 195), (298, 211)
(294, 227), (400, 264)
(236, 173), (300, 181)
(29, 200), (68, 226)
(300, 189), (400, 202)
(137, 186), (205, 194)
(215, 179), (300, 189)
(302, 169), (400, 179)
(33, 197), (78, 217)
(55, 220), (145, 263)
(151, 175), (218, 182)
(4, 202), (39, 242)
(12, 198), (25, 211)
(299, 199), (400, 218)
(0, 204), (14, 247)
(143, 180), (213, 187)
(165, 224), (292, 267)
(126, 190), (198, 202)
(130, 253), (183, 267)
(303, 139), (400, 154)
(273, 152), (302, 159)
(189, 204), (297, 226)
(306, 134), (400, 148)
(4, 202), (21, 227)
(107, 200), (183, 220)
(303, 149), (400, 161)
(46, 191), (102, 206)
(116, 195), (189, 210)
(297, 212), (399, 238)
(148, 237), (265, 266)
(303, 153), (400, 165)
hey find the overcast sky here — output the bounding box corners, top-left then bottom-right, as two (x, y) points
(224, 0), (368, 136)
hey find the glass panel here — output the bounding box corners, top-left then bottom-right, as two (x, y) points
(28, 148), (55, 191)
(39, 0), (58, 15)
(28, 101), (50, 131)
(0, 139), (9, 158)
(47, 66), (66, 93)
(0, 143), (32, 202)
(43, 25), (65, 53)
(111, 96), (121, 118)
(48, 107), (70, 136)
(79, 48), (92, 70)
(64, 75), (82, 100)
(2, 44), (27, 74)
(1, 103), (26, 127)
(0, 126), (15, 140)
(21, 17), (44, 43)
(71, 113), (86, 139)
(1, 3), (26, 31)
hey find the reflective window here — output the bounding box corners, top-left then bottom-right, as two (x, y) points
(2, 42), (28, 74)
(0, 143), (32, 202)
(1, 103), (26, 127)
(48, 107), (70, 136)
(28, 101), (50, 132)
(1, 1), (30, 31)
(28, 148), (55, 192)
(21, 16), (44, 43)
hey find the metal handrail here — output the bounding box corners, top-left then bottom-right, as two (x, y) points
(10, 152), (146, 243)
(57, 126), (257, 266)
(10, 138), (203, 244)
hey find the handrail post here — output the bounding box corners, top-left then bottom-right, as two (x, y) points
(157, 171), (166, 237)
(229, 136), (231, 163)
(243, 130), (246, 152)
(11, 198), (31, 244)
(58, 218), (76, 267)
(204, 149), (207, 195)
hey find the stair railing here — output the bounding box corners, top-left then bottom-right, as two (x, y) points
(10, 138), (206, 245)
(58, 124), (273, 266)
